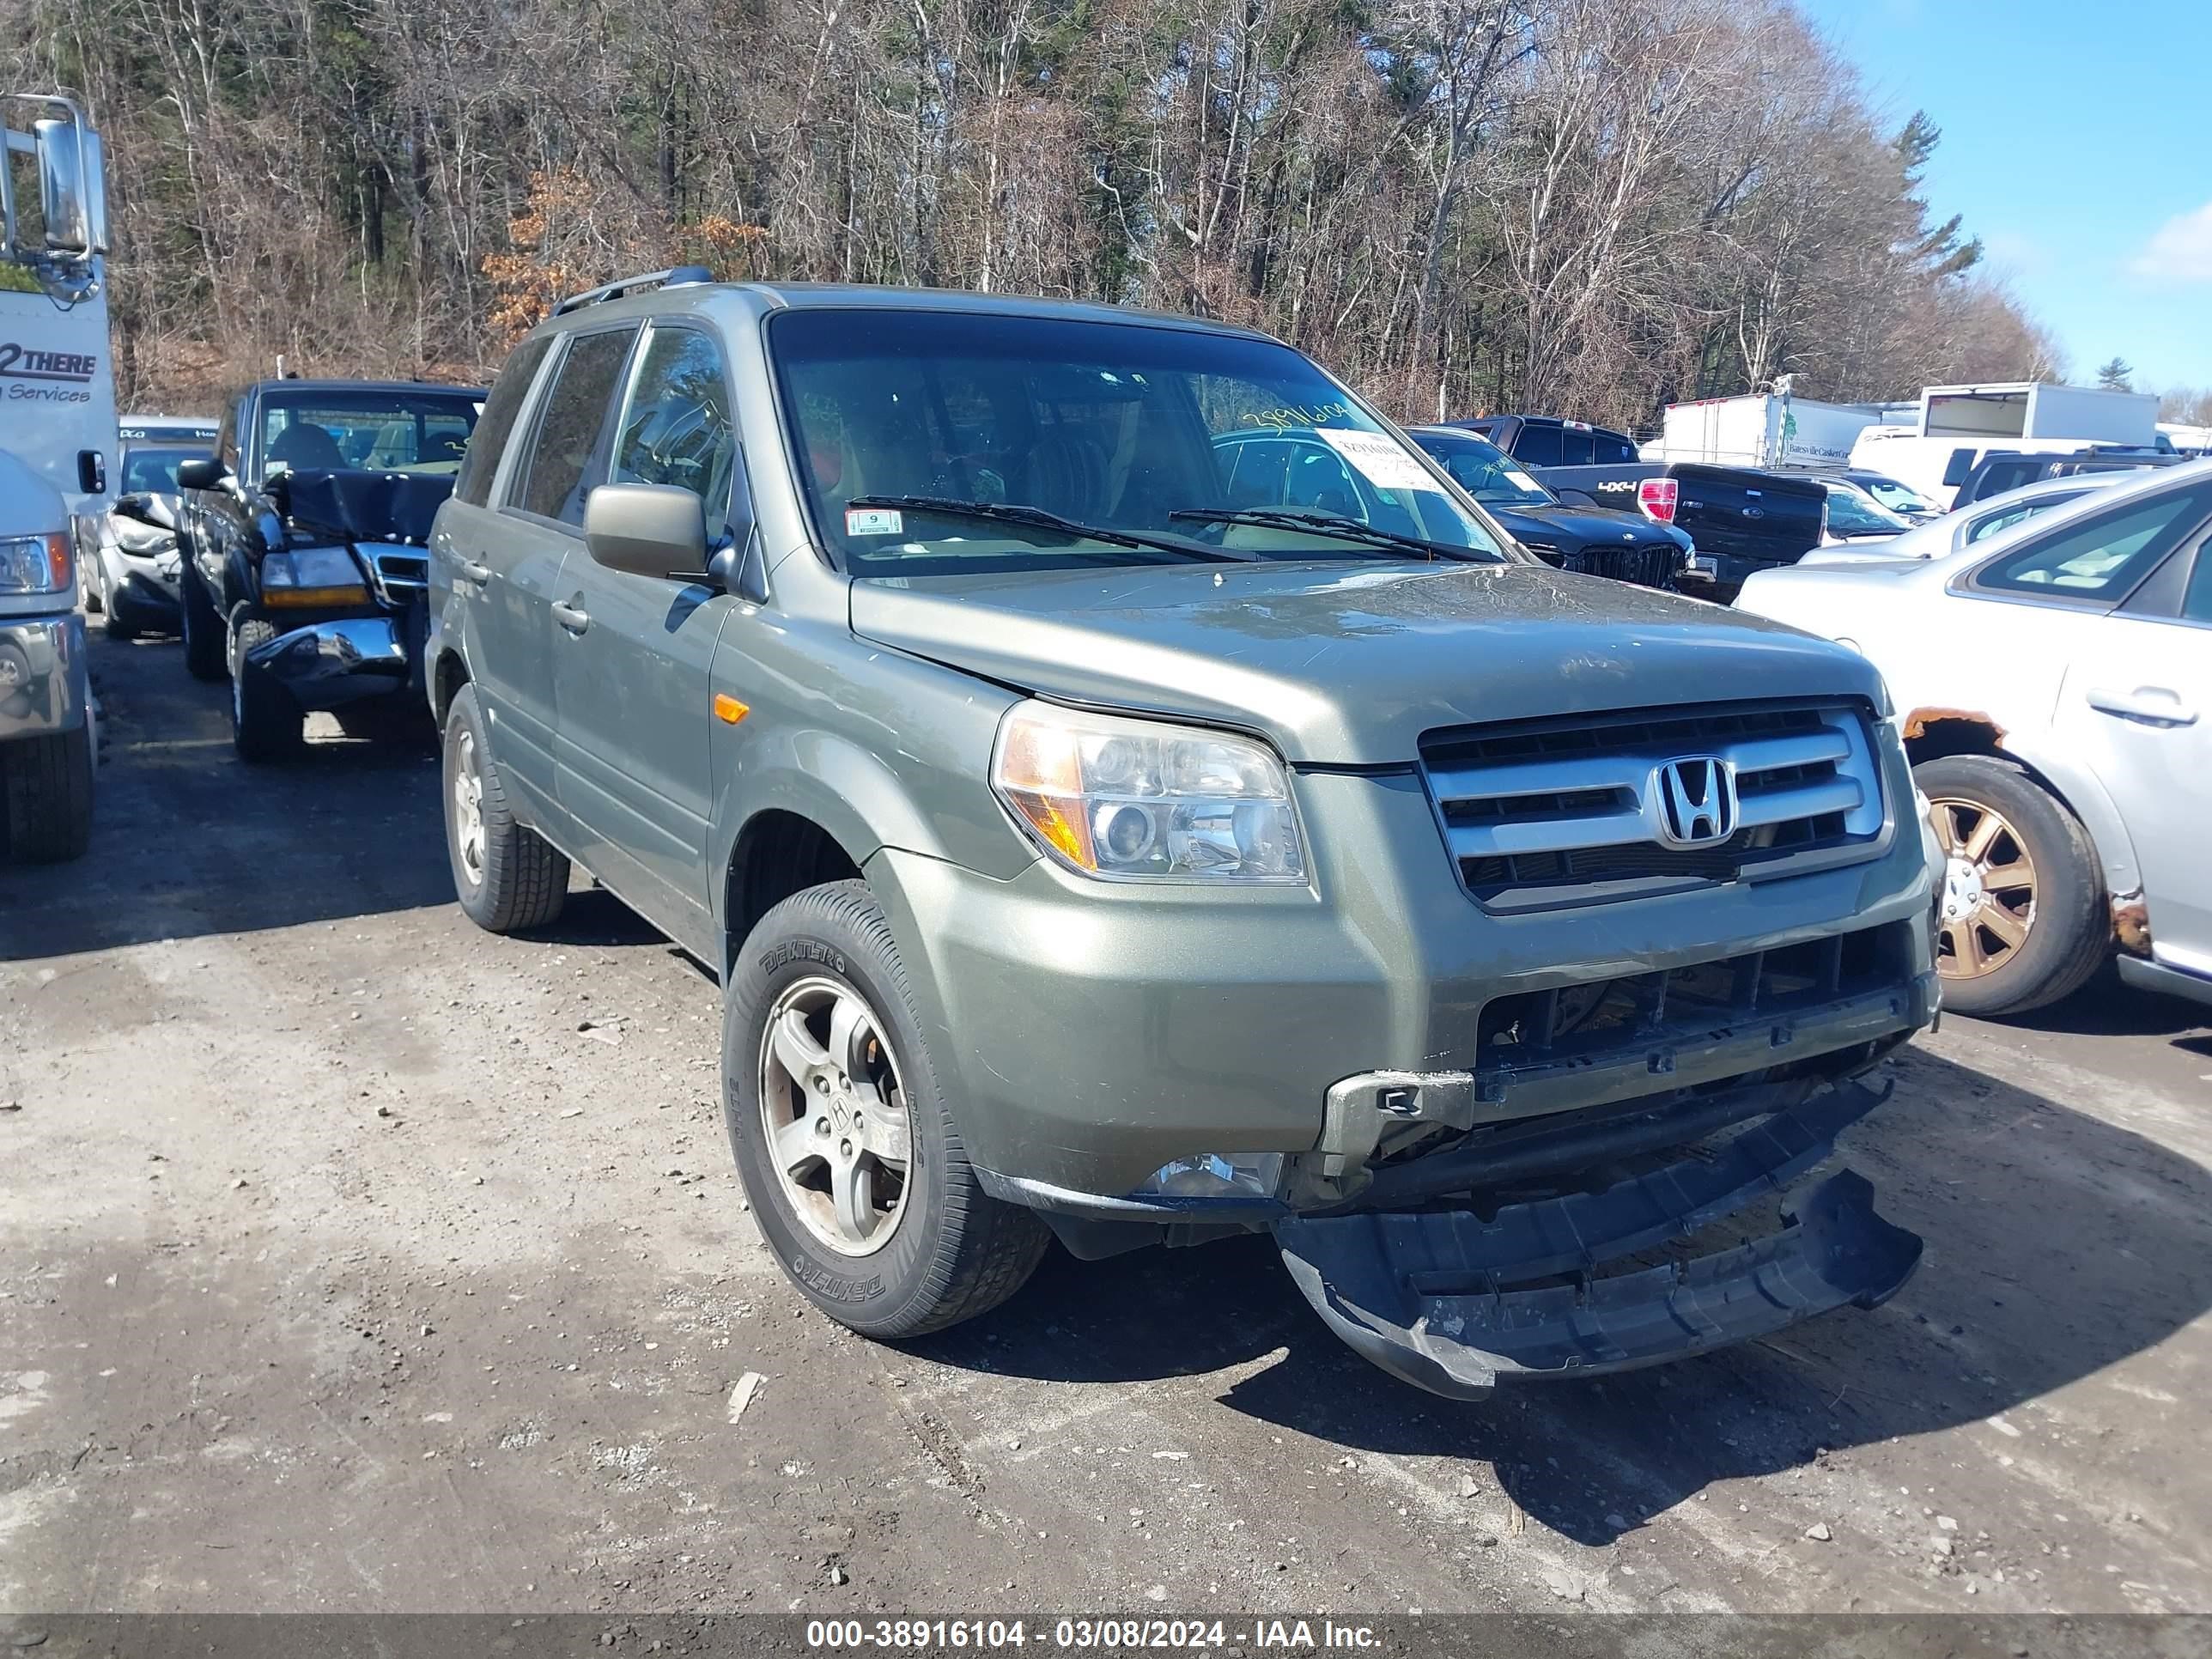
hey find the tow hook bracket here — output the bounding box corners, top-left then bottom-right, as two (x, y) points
(1275, 1083), (1922, 1401)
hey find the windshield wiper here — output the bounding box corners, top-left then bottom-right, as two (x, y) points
(1168, 506), (1497, 562)
(844, 495), (1255, 563)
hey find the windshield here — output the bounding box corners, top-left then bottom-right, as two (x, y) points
(1407, 430), (1556, 507)
(1856, 475), (1934, 516)
(258, 390), (483, 478)
(769, 309), (1507, 574)
(1826, 483), (1911, 538)
(119, 444), (212, 495)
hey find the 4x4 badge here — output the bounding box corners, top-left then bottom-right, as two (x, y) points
(1652, 757), (1738, 847)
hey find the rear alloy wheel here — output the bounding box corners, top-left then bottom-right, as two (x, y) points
(441, 682), (568, 932)
(1915, 754), (2106, 1017)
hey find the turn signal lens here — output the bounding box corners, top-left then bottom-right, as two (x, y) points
(990, 702), (1306, 884)
(260, 545), (369, 607)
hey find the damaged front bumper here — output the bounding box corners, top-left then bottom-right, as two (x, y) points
(1274, 1080), (1920, 1399)
(242, 610), (424, 714)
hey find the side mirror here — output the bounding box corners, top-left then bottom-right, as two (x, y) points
(33, 115), (108, 256)
(77, 449), (105, 494)
(174, 458), (228, 490)
(584, 483), (707, 580)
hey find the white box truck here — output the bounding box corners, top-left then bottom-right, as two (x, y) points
(1659, 389), (1881, 471)
(1, 91), (111, 860)
(1850, 381), (2160, 510)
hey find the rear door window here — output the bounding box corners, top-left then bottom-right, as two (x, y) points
(511, 327), (639, 526)
(1970, 483), (2212, 605)
(1555, 429), (1595, 465)
(458, 335), (552, 507)
(1513, 424), (1564, 467)
(1596, 432), (1638, 463)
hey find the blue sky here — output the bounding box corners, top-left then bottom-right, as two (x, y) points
(1800, 0), (2212, 392)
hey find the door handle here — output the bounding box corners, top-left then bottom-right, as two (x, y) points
(552, 599), (590, 635)
(456, 559), (491, 587)
(2087, 685), (2198, 726)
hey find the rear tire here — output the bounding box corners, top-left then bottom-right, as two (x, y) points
(179, 561), (225, 681)
(1915, 754), (2106, 1017)
(229, 616), (305, 763)
(722, 880), (1048, 1338)
(442, 682), (568, 932)
(2, 726), (94, 862)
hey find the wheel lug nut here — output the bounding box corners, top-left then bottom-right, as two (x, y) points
(840, 1139), (854, 1159)
(815, 1117), (830, 1136)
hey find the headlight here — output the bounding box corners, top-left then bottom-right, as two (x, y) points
(1133, 1152), (1285, 1200)
(0, 533), (73, 597)
(261, 545), (369, 607)
(990, 702), (1307, 884)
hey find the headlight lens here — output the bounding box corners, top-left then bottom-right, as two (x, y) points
(990, 702), (1307, 884)
(0, 533), (73, 596)
(261, 545), (369, 606)
(1133, 1152), (1285, 1200)
(114, 520), (172, 556)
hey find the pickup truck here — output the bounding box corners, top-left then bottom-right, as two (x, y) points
(428, 274), (1942, 1401)
(1536, 462), (1830, 599)
(174, 378), (483, 759)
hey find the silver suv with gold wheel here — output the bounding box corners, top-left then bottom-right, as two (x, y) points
(428, 270), (1944, 1399)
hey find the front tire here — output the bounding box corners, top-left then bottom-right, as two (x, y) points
(722, 880), (1048, 1339)
(229, 616), (305, 763)
(441, 682), (568, 932)
(1, 726), (94, 862)
(1916, 754), (2106, 1017)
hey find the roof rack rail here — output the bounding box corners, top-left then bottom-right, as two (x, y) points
(551, 265), (715, 317)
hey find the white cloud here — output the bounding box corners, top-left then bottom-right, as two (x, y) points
(2130, 202), (2212, 282)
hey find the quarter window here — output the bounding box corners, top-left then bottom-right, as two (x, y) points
(2183, 548), (2212, 623)
(610, 326), (738, 520)
(458, 335), (552, 507)
(1972, 483), (2212, 603)
(513, 327), (637, 526)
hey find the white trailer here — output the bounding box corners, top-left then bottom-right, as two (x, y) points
(1659, 391), (1882, 471)
(1, 92), (110, 860)
(1918, 381), (2158, 447)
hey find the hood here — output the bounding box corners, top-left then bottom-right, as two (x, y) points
(1484, 501), (1686, 551)
(850, 561), (1886, 764)
(269, 469), (454, 546)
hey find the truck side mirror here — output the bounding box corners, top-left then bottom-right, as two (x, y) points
(32, 115), (108, 256)
(584, 483), (708, 580)
(77, 450), (105, 494)
(174, 459), (228, 490)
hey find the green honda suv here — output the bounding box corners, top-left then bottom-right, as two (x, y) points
(426, 270), (1942, 1400)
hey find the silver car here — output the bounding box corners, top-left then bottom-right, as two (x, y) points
(92, 419), (218, 639)
(1796, 470), (2137, 569)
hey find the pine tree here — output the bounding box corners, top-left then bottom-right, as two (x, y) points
(2096, 357), (2136, 392)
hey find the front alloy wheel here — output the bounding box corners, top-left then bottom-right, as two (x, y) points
(757, 975), (913, 1255)
(1929, 795), (2036, 981)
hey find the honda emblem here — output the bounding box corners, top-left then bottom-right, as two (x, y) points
(1651, 757), (1738, 847)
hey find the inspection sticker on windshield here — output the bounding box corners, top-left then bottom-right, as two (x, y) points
(845, 507), (904, 537)
(1316, 427), (1432, 492)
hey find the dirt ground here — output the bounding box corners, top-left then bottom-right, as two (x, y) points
(4, 628), (2211, 1620)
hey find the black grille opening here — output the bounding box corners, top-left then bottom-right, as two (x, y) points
(1559, 541), (1683, 590)
(1451, 786), (1631, 827)
(1474, 921), (1907, 1073)
(1422, 701), (1830, 775)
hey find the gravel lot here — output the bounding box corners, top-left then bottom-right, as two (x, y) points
(4, 629), (2211, 1619)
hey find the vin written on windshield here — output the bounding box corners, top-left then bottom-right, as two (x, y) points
(769, 309), (1510, 575)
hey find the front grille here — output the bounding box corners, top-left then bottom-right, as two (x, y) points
(1421, 700), (1885, 908)
(366, 544), (428, 604)
(1474, 922), (1910, 1078)
(1559, 540), (1681, 589)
